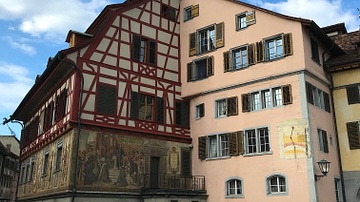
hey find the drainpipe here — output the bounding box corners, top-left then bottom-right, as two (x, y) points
(57, 53), (84, 202)
(322, 46), (347, 202)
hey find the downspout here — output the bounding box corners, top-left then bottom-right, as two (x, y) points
(57, 53), (84, 202)
(322, 45), (347, 202)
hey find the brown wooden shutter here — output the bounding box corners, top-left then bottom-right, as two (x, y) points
(241, 93), (251, 112)
(229, 133), (239, 156)
(224, 51), (230, 72)
(199, 103), (205, 117)
(282, 84), (293, 105)
(148, 40), (156, 65)
(323, 131), (329, 153)
(181, 102), (190, 127)
(346, 121), (360, 150)
(187, 62), (193, 81)
(156, 97), (164, 124)
(227, 96), (238, 116)
(215, 22), (224, 48)
(192, 4), (199, 18)
(256, 41), (264, 62)
(198, 136), (207, 160)
(189, 32), (197, 56)
(246, 10), (256, 26)
(306, 82), (314, 104)
(132, 34), (141, 60)
(207, 56), (214, 76)
(238, 131), (244, 155)
(346, 85), (360, 104)
(283, 33), (293, 56)
(130, 91), (139, 119)
(248, 43), (255, 65)
(181, 150), (191, 176)
(323, 92), (331, 112)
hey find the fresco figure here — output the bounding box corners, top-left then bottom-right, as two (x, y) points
(116, 144), (124, 169)
(84, 155), (97, 185)
(98, 157), (111, 182)
(116, 166), (128, 187)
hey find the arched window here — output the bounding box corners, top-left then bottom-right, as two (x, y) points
(226, 178), (243, 197)
(266, 175), (287, 195)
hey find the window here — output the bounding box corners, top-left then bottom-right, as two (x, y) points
(311, 38), (320, 63)
(346, 85), (360, 104)
(187, 56), (213, 81)
(42, 151), (49, 176)
(254, 33), (292, 62)
(226, 178), (243, 197)
(242, 85), (292, 112)
(267, 175), (287, 195)
(198, 131), (243, 160)
(265, 37), (283, 60)
(161, 4), (176, 21)
(29, 160), (35, 181)
(181, 149), (191, 176)
(195, 103), (205, 119)
(130, 92), (154, 121)
(245, 127), (270, 154)
(54, 89), (67, 121)
(189, 22), (224, 56)
(215, 97), (238, 118)
(43, 101), (54, 131)
(334, 178), (342, 202)
(132, 34), (157, 65)
(318, 129), (329, 153)
(346, 121), (360, 150)
(97, 84), (117, 115)
(224, 46), (248, 72)
(55, 143), (63, 171)
(21, 166), (25, 184)
(184, 4), (199, 21)
(175, 101), (189, 127)
(236, 10), (255, 30)
(306, 82), (331, 112)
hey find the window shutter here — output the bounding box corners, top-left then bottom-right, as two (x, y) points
(248, 44), (255, 65)
(323, 131), (329, 153)
(156, 97), (164, 124)
(132, 34), (141, 60)
(187, 62), (193, 81)
(169, 7), (176, 21)
(229, 133), (239, 156)
(346, 86), (360, 104)
(199, 103), (205, 117)
(61, 89), (67, 117)
(238, 131), (244, 155)
(97, 85), (117, 116)
(192, 4), (199, 18)
(215, 22), (224, 48)
(282, 84), (293, 105)
(246, 10), (256, 26)
(207, 56), (214, 76)
(324, 92), (331, 112)
(130, 91), (139, 119)
(346, 121), (360, 150)
(283, 33), (293, 56)
(241, 93), (251, 112)
(189, 32), (197, 56)
(181, 150), (191, 176)
(256, 41), (264, 62)
(306, 82), (314, 104)
(148, 40), (156, 65)
(224, 51), (230, 72)
(227, 96), (238, 116)
(198, 136), (207, 160)
(181, 102), (190, 127)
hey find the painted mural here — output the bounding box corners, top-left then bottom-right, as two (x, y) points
(278, 119), (309, 159)
(77, 130), (146, 189)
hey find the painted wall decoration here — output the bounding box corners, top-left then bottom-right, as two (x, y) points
(278, 119), (309, 159)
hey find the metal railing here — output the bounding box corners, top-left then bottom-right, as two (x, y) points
(142, 174), (205, 191)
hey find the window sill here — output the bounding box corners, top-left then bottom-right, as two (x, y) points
(267, 192), (288, 196)
(206, 156), (231, 161)
(226, 195), (244, 198)
(243, 151), (272, 157)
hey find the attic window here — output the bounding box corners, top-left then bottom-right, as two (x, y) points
(236, 11), (256, 31)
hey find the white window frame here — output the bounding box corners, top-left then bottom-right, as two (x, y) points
(244, 127), (271, 155)
(334, 178), (342, 202)
(198, 25), (216, 54)
(230, 46), (248, 70)
(236, 13), (247, 30)
(318, 128), (329, 153)
(207, 134), (229, 158)
(195, 103), (204, 119)
(251, 87), (283, 111)
(184, 6), (192, 21)
(225, 177), (244, 198)
(265, 36), (283, 60)
(215, 99), (227, 118)
(266, 174), (287, 195)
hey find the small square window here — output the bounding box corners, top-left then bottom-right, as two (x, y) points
(267, 175), (287, 195)
(184, 6), (192, 21)
(195, 103), (205, 119)
(215, 97), (238, 118)
(226, 179), (243, 197)
(265, 37), (283, 60)
(237, 14), (247, 30)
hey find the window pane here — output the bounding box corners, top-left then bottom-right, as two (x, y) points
(220, 134), (229, 156)
(217, 99), (227, 117)
(194, 59), (207, 80)
(262, 90), (271, 108)
(273, 87), (282, 106)
(259, 128), (270, 152)
(246, 129), (256, 153)
(252, 92), (260, 110)
(208, 136), (217, 158)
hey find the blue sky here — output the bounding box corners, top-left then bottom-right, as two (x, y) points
(0, 0), (359, 138)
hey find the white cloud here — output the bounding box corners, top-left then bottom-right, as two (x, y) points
(247, 0), (358, 32)
(4, 37), (36, 55)
(0, 62), (33, 114)
(0, 0), (119, 41)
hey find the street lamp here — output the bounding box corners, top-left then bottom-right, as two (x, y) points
(315, 159), (331, 181)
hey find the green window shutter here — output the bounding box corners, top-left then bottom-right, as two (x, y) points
(132, 34), (141, 60)
(306, 82), (314, 104)
(346, 85), (360, 104)
(198, 136), (207, 160)
(346, 121), (360, 150)
(224, 51), (230, 72)
(324, 92), (331, 112)
(189, 32), (197, 56)
(256, 41), (264, 62)
(227, 96), (238, 116)
(282, 84), (293, 105)
(97, 85), (117, 116)
(130, 91), (139, 119)
(215, 22), (224, 48)
(241, 93), (251, 112)
(192, 4), (199, 18)
(248, 44), (255, 65)
(283, 33), (293, 56)
(187, 62), (193, 81)
(156, 97), (164, 124)
(207, 56), (214, 76)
